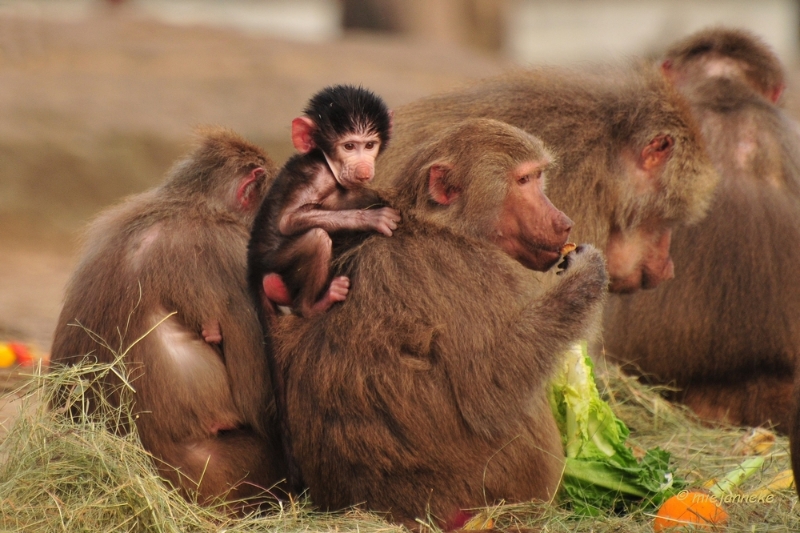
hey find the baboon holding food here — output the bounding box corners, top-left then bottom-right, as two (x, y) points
(269, 118), (608, 529)
(50, 127), (287, 505)
(603, 28), (800, 432)
(378, 63), (718, 294)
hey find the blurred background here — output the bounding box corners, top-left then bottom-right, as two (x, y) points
(1, 0), (799, 350)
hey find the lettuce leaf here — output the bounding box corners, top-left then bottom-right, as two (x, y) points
(548, 341), (683, 516)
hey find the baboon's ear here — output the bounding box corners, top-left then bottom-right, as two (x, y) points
(291, 116), (317, 154)
(769, 83), (785, 104)
(236, 167), (265, 211)
(428, 163), (461, 205)
(639, 134), (675, 172)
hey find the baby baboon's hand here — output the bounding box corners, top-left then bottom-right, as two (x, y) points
(367, 207), (401, 236)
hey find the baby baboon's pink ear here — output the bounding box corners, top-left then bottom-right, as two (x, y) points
(291, 116), (317, 154)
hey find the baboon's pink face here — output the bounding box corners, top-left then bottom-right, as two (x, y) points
(331, 132), (382, 189)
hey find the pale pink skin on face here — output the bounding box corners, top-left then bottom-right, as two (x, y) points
(426, 156), (573, 273)
(605, 225), (674, 293)
(325, 133), (382, 188)
(490, 160), (573, 271)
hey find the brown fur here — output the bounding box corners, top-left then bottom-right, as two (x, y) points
(269, 119), (608, 529)
(50, 127), (287, 506)
(377, 63), (718, 293)
(603, 28), (800, 433)
(662, 27), (786, 102)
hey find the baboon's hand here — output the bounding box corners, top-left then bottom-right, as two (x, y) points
(556, 244), (584, 273)
(558, 245), (605, 276)
(367, 207), (401, 236)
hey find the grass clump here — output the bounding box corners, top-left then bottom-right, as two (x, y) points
(0, 359), (402, 533)
(0, 355), (797, 532)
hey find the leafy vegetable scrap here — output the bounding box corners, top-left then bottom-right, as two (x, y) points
(548, 341), (684, 516)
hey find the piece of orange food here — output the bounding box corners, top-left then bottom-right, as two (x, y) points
(560, 242), (577, 255)
(653, 491), (728, 531)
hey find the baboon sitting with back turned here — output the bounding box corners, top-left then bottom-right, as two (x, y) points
(377, 63), (718, 295)
(602, 28), (800, 432)
(269, 118), (608, 529)
(50, 127), (287, 507)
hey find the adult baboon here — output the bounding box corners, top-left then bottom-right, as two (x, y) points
(51, 127), (287, 505)
(378, 63), (718, 294)
(270, 119), (608, 528)
(604, 28), (800, 431)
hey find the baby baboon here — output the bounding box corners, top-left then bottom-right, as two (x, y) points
(270, 119), (608, 529)
(50, 127), (287, 506)
(378, 63), (718, 293)
(248, 85), (399, 318)
(604, 28), (800, 432)
(247, 85), (398, 492)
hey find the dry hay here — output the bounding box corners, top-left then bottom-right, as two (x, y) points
(0, 354), (797, 532)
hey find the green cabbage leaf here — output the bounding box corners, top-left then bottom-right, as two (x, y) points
(548, 341), (684, 516)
